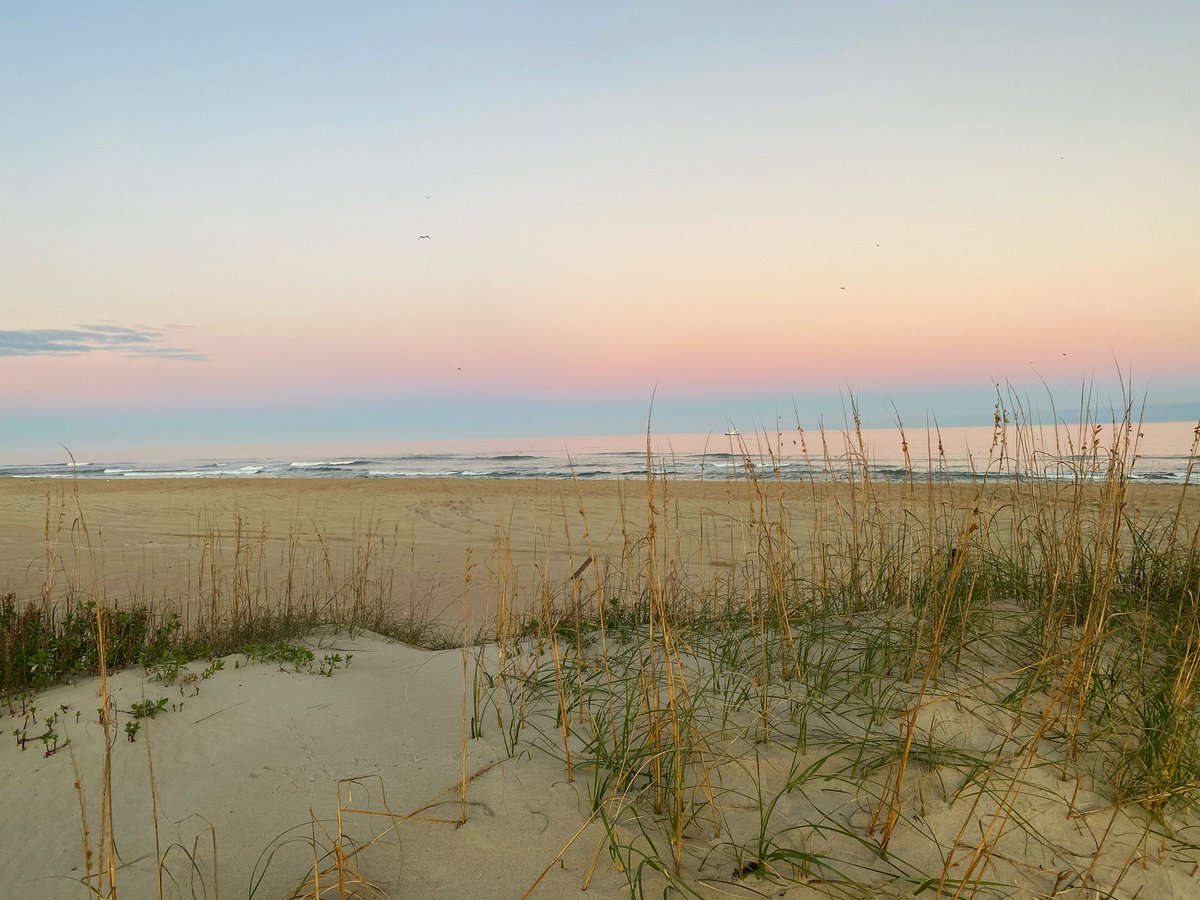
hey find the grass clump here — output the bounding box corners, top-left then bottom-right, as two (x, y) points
(0, 596), (199, 694)
(0, 593), (387, 700)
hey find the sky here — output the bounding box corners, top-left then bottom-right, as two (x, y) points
(2, 2), (1197, 461)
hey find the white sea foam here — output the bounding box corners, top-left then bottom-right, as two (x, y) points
(367, 469), (459, 478)
(290, 460), (358, 468)
(120, 466), (264, 478)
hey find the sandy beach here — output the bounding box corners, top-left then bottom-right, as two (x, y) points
(2, 476), (1196, 621)
(4, 476), (1200, 898)
(1, 476), (746, 621)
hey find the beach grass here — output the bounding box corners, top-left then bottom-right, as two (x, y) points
(3, 391), (1200, 897)
(470, 393), (1200, 897)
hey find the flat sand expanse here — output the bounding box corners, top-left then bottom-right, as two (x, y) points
(1, 477), (1196, 623)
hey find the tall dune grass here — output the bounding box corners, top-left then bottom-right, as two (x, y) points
(472, 393), (1200, 897)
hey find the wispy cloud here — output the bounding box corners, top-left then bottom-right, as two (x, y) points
(0, 325), (205, 360)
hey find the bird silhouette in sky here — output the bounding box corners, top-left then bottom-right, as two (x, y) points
(418, 235), (431, 240)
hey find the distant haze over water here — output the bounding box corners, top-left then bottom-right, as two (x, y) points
(3, 422), (1196, 484)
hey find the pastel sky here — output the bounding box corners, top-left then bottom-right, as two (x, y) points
(2, 2), (1197, 461)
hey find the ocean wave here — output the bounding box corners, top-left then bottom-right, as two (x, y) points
(289, 460), (359, 468)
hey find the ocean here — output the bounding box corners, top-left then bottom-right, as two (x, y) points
(3, 421), (1196, 484)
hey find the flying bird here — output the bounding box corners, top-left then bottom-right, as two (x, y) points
(418, 235), (431, 240)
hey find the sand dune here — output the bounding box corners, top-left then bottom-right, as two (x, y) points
(1, 631), (638, 898)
